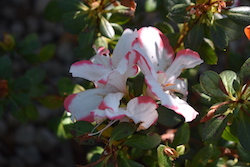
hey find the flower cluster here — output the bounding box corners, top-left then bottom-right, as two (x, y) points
(64, 27), (203, 130)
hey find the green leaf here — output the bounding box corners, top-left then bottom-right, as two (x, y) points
(19, 33), (41, 55)
(38, 44), (56, 62)
(62, 11), (89, 34)
(58, 0), (88, 11)
(224, 6), (250, 26)
(25, 67), (46, 85)
(219, 70), (237, 97)
(210, 23), (228, 50)
(66, 121), (95, 137)
(108, 13), (130, 25)
(43, 0), (64, 22)
(167, 4), (190, 23)
(185, 23), (204, 50)
(155, 22), (174, 34)
(238, 112), (250, 152)
(202, 114), (230, 142)
(191, 144), (213, 167)
(237, 143), (250, 163)
(111, 122), (136, 141)
(124, 133), (161, 150)
(170, 123), (190, 147)
(78, 30), (95, 49)
(12, 76), (32, 91)
(157, 145), (172, 167)
(197, 38), (217, 65)
(12, 93), (32, 106)
(157, 105), (184, 127)
(200, 71), (229, 99)
(222, 125), (238, 142)
(216, 18), (244, 41)
(0, 55), (12, 79)
(239, 57), (250, 84)
(99, 17), (115, 39)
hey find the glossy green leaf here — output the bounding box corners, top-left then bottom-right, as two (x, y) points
(222, 125), (238, 142)
(210, 23), (228, 50)
(202, 114), (230, 142)
(124, 133), (161, 150)
(200, 71), (229, 98)
(216, 18), (244, 41)
(219, 70), (237, 97)
(191, 144), (213, 167)
(62, 11), (89, 34)
(185, 23), (204, 50)
(110, 122), (136, 141)
(157, 105), (184, 127)
(38, 44), (56, 62)
(157, 145), (172, 167)
(78, 30), (95, 49)
(197, 38), (217, 65)
(66, 121), (95, 137)
(239, 57), (250, 84)
(224, 6), (250, 26)
(0, 55), (12, 79)
(170, 123), (190, 147)
(167, 4), (190, 23)
(100, 17), (115, 39)
(109, 13), (131, 25)
(238, 112), (250, 152)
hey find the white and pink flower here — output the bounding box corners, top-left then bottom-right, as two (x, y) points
(133, 27), (203, 122)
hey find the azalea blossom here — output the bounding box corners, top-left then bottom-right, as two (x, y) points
(133, 27), (204, 122)
(64, 28), (158, 130)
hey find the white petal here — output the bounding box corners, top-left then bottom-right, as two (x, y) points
(112, 28), (139, 67)
(165, 49), (203, 83)
(169, 96), (199, 122)
(70, 60), (111, 82)
(64, 88), (111, 122)
(126, 96), (158, 130)
(137, 27), (174, 72)
(93, 92), (126, 120)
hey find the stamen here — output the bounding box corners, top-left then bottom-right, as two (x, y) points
(88, 119), (118, 137)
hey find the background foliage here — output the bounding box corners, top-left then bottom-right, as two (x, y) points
(0, 0), (250, 166)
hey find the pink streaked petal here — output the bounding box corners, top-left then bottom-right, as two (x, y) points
(170, 96), (199, 122)
(165, 49), (203, 83)
(126, 96), (158, 130)
(137, 27), (174, 72)
(64, 88), (110, 122)
(105, 71), (127, 93)
(112, 29), (139, 67)
(136, 50), (157, 79)
(98, 92), (124, 111)
(70, 60), (111, 82)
